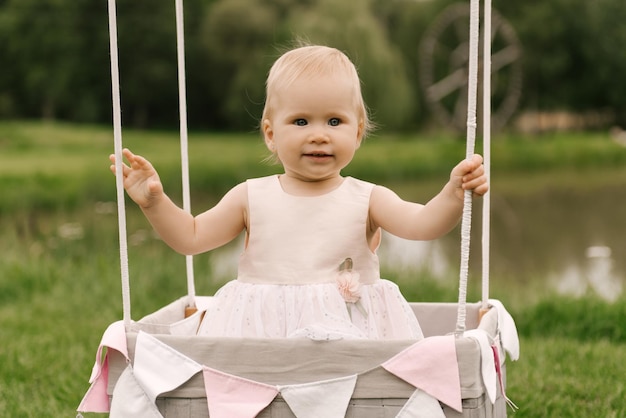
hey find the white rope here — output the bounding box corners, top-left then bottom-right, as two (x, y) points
(456, 0), (480, 337)
(481, 0), (492, 311)
(174, 0), (197, 308)
(107, 0), (132, 328)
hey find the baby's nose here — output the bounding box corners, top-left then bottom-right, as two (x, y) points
(308, 128), (330, 143)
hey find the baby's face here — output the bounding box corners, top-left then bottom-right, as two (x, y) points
(263, 74), (363, 184)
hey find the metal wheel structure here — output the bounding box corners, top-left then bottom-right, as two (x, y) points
(419, 3), (522, 133)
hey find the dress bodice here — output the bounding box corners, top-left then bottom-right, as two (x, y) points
(237, 175), (380, 285)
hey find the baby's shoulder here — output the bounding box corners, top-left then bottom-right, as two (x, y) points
(343, 176), (378, 194)
(221, 181), (249, 206)
(368, 184), (402, 206)
(245, 175), (279, 189)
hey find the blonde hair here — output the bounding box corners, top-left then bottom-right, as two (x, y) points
(261, 45), (373, 138)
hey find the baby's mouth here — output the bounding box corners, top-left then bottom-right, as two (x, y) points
(304, 152), (332, 157)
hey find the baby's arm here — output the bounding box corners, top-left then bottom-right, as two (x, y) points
(369, 154), (487, 241)
(110, 149), (247, 255)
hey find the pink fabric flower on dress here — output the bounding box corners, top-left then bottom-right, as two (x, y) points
(336, 270), (361, 303)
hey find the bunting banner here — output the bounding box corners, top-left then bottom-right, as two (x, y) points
(382, 335), (462, 412)
(109, 366), (163, 418)
(489, 299), (520, 361)
(464, 329), (496, 404)
(133, 331), (203, 403)
(492, 344), (518, 411)
(395, 389), (447, 418)
(202, 367), (279, 418)
(77, 320), (128, 413)
(278, 374), (357, 418)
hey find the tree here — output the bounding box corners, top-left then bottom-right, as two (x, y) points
(583, 0), (626, 124)
(0, 0), (109, 121)
(200, 0), (279, 130)
(497, 0), (626, 125)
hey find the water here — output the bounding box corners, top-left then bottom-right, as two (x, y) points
(207, 182), (626, 303)
(487, 183), (625, 301)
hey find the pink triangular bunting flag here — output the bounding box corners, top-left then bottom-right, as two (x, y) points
(382, 335), (462, 412)
(203, 367), (279, 418)
(77, 320), (128, 413)
(278, 374), (357, 418)
(77, 355), (111, 413)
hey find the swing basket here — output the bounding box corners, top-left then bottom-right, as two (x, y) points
(89, 1), (517, 416)
(103, 298), (510, 417)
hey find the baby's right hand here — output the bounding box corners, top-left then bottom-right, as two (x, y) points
(109, 148), (164, 208)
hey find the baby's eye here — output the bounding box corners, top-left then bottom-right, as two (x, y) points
(328, 118), (341, 126)
(294, 118), (307, 126)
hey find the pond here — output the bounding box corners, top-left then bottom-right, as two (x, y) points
(206, 177), (626, 304)
(484, 181), (625, 302)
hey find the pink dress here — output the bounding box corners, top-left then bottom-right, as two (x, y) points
(196, 175), (424, 340)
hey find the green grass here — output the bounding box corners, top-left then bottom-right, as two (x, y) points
(1, 120), (626, 416)
(507, 337), (626, 417)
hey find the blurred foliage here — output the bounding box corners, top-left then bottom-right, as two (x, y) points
(498, 0), (626, 118)
(0, 0), (625, 130)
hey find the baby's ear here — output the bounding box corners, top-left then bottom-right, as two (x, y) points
(356, 119), (365, 147)
(262, 119), (274, 150)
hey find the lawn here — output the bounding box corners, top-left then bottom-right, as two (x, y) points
(1, 121), (625, 417)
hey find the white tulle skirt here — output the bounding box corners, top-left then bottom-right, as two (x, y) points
(196, 279), (424, 341)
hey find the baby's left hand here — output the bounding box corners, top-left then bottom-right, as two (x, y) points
(450, 154), (489, 200)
